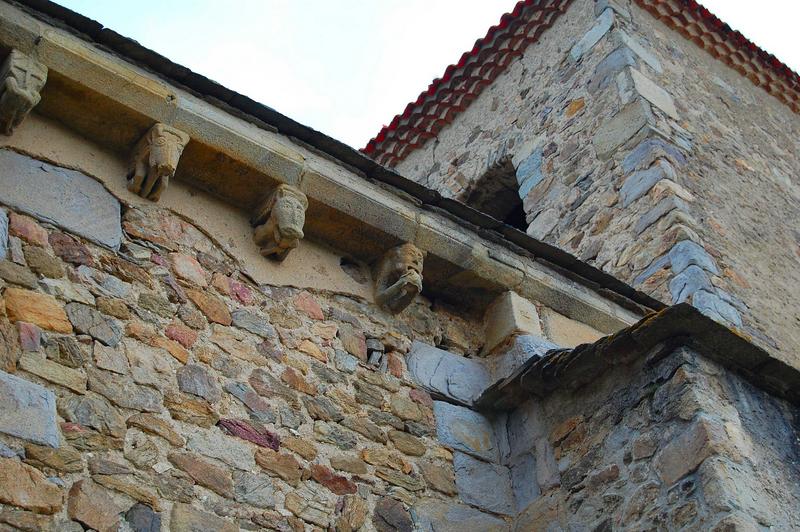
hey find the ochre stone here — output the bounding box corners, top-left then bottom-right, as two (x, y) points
(186, 289), (231, 325)
(4, 288), (72, 333)
(0, 457), (63, 514)
(255, 448), (303, 486)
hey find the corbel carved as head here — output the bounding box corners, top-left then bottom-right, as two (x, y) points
(374, 243), (425, 313)
(0, 50), (48, 135)
(252, 184), (308, 261)
(127, 123), (190, 202)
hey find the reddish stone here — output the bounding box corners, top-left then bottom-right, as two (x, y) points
(8, 213), (48, 247)
(48, 232), (93, 266)
(409, 389), (433, 408)
(293, 291), (324, 320)
(310, 464), (357, 495)
(281, 367), (317, 395)
(229, 278), (254, 306)
(187, 289), (231, 325)
(386, 352), (404, 378)
(165, 321), (197, 348)
(98, 255), (154, 289)
(162, 274), (188, 304)
(169, 253), (208, 287)
(150, 253), (167, 267)
(217, 418), (280, 450)
(16, 322), (41, 352)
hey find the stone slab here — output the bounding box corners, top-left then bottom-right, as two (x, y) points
(453, 451), (515, 515)
(482, 291), (543, 356)
(570, 8), (614, 61)
(0, 209), (7, 261)
(491, 335), (559, 385)
(0, 150), (121, 249)
(0, 369), (59, 447)
(593, 101), (652, 159)
(669, 240), (719, 275)
(407, 341), (490, 406)
(433, 401), (499, 462)
(618, 30), (662, 73)
(630, 67), (679, 119)
(411, 498), (509, 532)
(619, 160), (675, 207)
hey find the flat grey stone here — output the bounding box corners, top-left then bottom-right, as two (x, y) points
(618, 29), (662, 73)
(87, 368), (162, 412)
(0, 370), (59, 447)
(224, 381), (275, 423)
(622, 138), (687, 173)
(433, 401), (498, 462)
(510, 452), (539, 513)
(177, 364), (221, 403)
(634, 196), (688, 235)
(59, 394), (126, 438)
(630, 67), (679, 119)
(125, 502), (161, 532)
(407, 341), (490, 406)
(633, 253), (670, 286)
(620, 160), (675, 207)
(0, 440), (20, 458)
(570, 8), (614, 61)
(589, 46), (635, 93)
(233, 470), (275, 508)
(515, 145), (543, 199)
(411, 499), (509, 532)
(187, 427), (256, 471)
(596, 0), (630, 18)
(490, 335), (559, 385)
(693, 290), (743, 328)
(0, 209), (7, 261)
(231, 309), (275, 339)
(66, 303), (123, 347)
(669, 240), (719, 275)
(669, 265), (712, 304)
(0, 150), (121, 249)
(453, 451), (515, 515)
(593, 101), (651, 159)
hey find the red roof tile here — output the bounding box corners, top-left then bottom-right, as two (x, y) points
(364, 0), (800, 167)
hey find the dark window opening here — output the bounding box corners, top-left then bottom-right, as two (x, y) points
(463, 157), (528, 231)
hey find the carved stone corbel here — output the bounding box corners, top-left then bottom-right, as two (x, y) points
(251, 184), (308, 261)
(0, 50), (48, 135)
(127, 123), (189, 201)
(374, 243), (424, 313)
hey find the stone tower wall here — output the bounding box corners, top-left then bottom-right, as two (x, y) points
(395, 0), (800, 368)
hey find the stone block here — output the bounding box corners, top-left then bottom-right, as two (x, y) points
(482, 291), (543, 356)
(669, 240), (719, 275)
(570, 8), (615, 61)
(411, 498), (509, 532)
(655, 416), (730, 485)
(510, 452), (539, 513)
(619, 160), (676, 207)
(491, 335), (559, 384)
(593, 101), (652, 159)
(18, 352), (87, 393)
(630, 67), (679, 119)
(170, 503), (237, 532)
(589, 47), (636, 93)
(622, 138), (687, 173)
(0, 209), (7, 261)
(407, 341), (490, 406)
(5, 287), (72, 333)
(617, 30), (662, 73)
(433, 401), (499, 462)
(634, 196), (688, 235)
(540, 307), (604, 348)
(0, 150), (122, 249)
(0, 369), (59, 447)
(692, 290), (743, 328)
(669, 265), (712, 303)
(515, 146), (543, 199)
(453, 451), (515, 515)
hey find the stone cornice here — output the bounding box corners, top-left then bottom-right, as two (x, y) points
(0, 0), (656, 333)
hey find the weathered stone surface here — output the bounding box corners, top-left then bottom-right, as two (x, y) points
(169, 253), (208, 287)
(164, 391), (218, 427)
(60, 394), (126, 438)
(231, 308), (275, 338)
(668, 240), (719, 275)
(24, 442), (82, 471)
(88, 368), (162, 412)
(570, 7), (614, 60)
(176, 363), (221, 403)
(125, 502), (161, 532)
(373, 496), (413, 532)
(669, 265), (712, 303)
(389, 430), (426, 456)
(0, 457), (63, 514)
(310, 463), (357, 495)
(138, 291), (173, 318)
(255, 448), (303, 486)
(0, 369), (59, 446)
(453, 451), (515, 515)
(170, 503), (237, 532)
(168, 451), (234, 498)
(0, 151), (122, 248)
(339, 322), (368, 361)
(330, 453), (368, 474)
(19, 352), (86, 393)
(419, 461), (457, 495)
(249, 367), (299, 406)
(223, 381), (274, 423)
(65, 303), (122, 346)
(8, 213), (48, 247)
(630, 67), (679, 119)
(620, 160), (675, 207)
(49, 232), (93, 266)
(375, 466), (425, 491)
(17, 321), (40, 352)
(127, 413), (184, 446)
(433, 401), (498, 462)
(186, 289), (231, 325)
(285, 483), (336, 527)
(217, 418), (280, 452)
(411, 499), (508, 532)
(0, 209), (7, 261)
(5, 288), (72, 333)
(93, 341), (129, 374)
(482, 291), (543, 355)
(693, 290), (743, 328)
(336, 494), (368, 532)
(342, 415), (387, 443)
(39, 277), (95, 305)
(304, 395), (344, 422)
(0, 259), (38, 288)
(334, 349), (359, 373)
(281, 366), (317, 395)
(407, 342), (489, 406)
(67, 479), (121, 532)
(593, 101), (651, 159)
(23, 245), (64, 278)
(655, 416), (730, 485)
(230, 471), (274, 510)
(0, 507), (53, 531)
(589, 46), (636, 93)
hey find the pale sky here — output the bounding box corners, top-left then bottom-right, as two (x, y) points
(57, 0), (800, 149)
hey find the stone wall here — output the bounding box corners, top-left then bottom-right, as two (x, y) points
(394, 0), (800, 368)
(503, 345), (800, 530)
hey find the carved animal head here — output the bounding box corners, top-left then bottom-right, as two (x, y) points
(148, 124), (189, 178)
